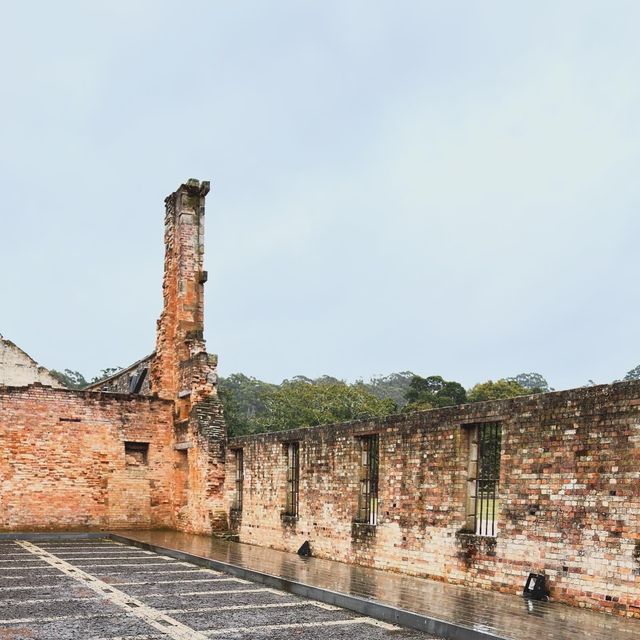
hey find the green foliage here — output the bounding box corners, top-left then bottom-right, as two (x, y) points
(467, 379), (530, 403)
(50, 369), (88, 390)
(507, 372), (550, 393)
(219, 374), (397, 436)
(218, 374), (277, 436)
(50, 367), (122, 389)
(403, 375), (467, 412)
(90, 367), (122, 384)
(355, 371), (416, 408)
(624, 365), (640, 381)
(257, 378), (396, 432)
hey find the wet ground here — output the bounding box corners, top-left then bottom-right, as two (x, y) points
(0, 539), (437, 640)
(118, 530), (640, 640)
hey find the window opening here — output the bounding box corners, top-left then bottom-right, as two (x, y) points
(124, 441), (149, 467)
(285, 442), (300, 517)
(466, 422), (501, 536)
(357, 434), (379, 525)
(233, 449), (244, 511)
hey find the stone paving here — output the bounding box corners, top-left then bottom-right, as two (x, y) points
(0, 539), (437, 639)
(117, 530), (640, 640)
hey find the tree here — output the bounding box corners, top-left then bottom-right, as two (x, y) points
(403, 375), (467, 412)
(623, 365), (640, 381)
(508, 372), (550, 393)
(356, 371), (416, 408)
(467, 379), (529, 403)
(50, 369), (88, 390)
(218, 374), (277, 436)
(90, 367), (122, 384)
(253, 378), (396, 433)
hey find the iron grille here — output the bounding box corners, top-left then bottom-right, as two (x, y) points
(233, 449), (243, 511)
(468, 422), (501, 536)
(285, 442), (300, 517)
(357, 434), (379, 525)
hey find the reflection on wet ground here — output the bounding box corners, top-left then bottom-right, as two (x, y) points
(117, 529), (640, 640)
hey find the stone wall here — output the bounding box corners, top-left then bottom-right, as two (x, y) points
(86, 354), (154, 395)
(0, 384), (177, 531)
(224, 381), (640, 617)
(0, 337), (64, 388)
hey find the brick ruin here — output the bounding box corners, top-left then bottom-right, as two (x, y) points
(0, 179), (226, 535)
(0, 179), (639, 617)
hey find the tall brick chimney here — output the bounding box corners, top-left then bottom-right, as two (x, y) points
(151, 179), (217, 413)
(151, 179), (227, 534)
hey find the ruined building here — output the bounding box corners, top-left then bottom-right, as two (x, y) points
(0, 337), (64, 388)
(0, 180), (639, 618)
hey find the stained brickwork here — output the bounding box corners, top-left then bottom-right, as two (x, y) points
(225, 382), (640, 617)
(149, 179), (226, 534)
(0, 384), (176, 530)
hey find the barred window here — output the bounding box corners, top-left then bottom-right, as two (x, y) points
(465, 423), (501, 536)
(357, 434), (379, 525)
(233, 449), (243, 511)
(285, 442), (300, 517)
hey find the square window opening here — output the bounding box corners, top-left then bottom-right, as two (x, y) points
(124, 441), (149, 467)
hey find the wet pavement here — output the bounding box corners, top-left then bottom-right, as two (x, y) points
(0, 538), (436, 640)
(116, 529), (640, 640)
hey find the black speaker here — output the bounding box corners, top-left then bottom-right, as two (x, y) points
(523, 573), (548, 601)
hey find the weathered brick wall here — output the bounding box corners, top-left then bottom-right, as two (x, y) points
(145, 179), (226, 535)
(0, 384), (177, 531)
(225, 381), (640, 617)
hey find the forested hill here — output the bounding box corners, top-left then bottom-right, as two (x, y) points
(218, 371), (553, 437)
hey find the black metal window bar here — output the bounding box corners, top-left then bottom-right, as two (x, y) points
(466, 422), (501, 536)
(285, 442), (300, 517)
(233, 449), (243, 511)
(357, 434), (379, 525)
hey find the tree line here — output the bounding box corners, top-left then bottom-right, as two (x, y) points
(217, 371), (552, 436)
(50, 364), (640, 437)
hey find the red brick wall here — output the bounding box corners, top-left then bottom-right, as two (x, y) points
(225, 381), (640, 617)
(0, 384), (177, 531)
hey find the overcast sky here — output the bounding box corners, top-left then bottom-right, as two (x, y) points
(1, 1), (639, 390)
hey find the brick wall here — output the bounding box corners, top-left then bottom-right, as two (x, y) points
(0, 384), (177, 531)
(225, 381), (640, 617)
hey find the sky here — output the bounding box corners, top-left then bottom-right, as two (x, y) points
(1, 1), (639, 391)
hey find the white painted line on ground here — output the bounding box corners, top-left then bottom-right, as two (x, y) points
(69, 562), (191, 569)
(91, 569), (208, 576)
(0, 583), (69, 592)
(162, 601), (342, 614)
(44, 552), (159, 562)
(15, 541), (212, 640)
(38, 544), (124, 549)
(0, 571), (62, 579)
(0, 595), (102, 607)
(115, 577), (247, 587)
(144, 587), (286, 598)
(91, 635), (162, 640)
(0, 612), (120, 624)
(201, 617), (400, 635)
(0, 565), (52, 571)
